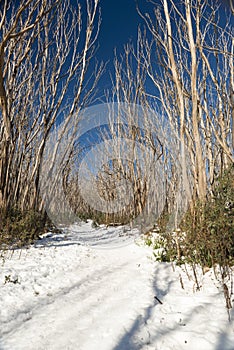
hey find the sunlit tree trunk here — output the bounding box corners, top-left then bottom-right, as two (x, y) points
(0, 0), (102, 211)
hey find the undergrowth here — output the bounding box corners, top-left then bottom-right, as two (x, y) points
(144, 164), (234, 313)
(0, 207), (47, 249)
(146, 164), (234, 267)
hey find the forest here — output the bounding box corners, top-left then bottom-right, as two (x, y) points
(0, 0), (233, 271)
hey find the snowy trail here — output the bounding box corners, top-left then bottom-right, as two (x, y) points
(0, 222), (234, 350)
(1, 244), (154, 350)
(0, 223), (155, 350)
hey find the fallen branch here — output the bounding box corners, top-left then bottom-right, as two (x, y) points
(154, 296), (163, 304)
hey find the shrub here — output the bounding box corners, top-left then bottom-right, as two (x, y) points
(0, 207), (46, 249)
(146, 164), (234, 270)
(181, 164), (234, 268)
(144, 228), (184, 263)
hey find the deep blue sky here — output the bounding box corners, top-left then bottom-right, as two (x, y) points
(82, 0), (233, 62)
(97, 0), (144, 61)
(71, 0), (233, 98)
(70, 0), (153, 96)
(96, 0), (149, 94)
(71, 0), (147, 62)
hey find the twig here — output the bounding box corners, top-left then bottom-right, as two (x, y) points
(154, 296), (163, 304)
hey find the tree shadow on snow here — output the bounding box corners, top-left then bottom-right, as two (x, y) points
(113, 263), (234, 350)
(33, 226), (133, 249)
(33, 233), (82, 248)
(215, 306), (234, 350)
(112, 263), (174, 350)
(0, 261), (130, 340)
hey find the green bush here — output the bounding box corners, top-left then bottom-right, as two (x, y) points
(0, 207), (46, 248)
(181, 164), (234, 268)
(146, 164), (234, 269)
(144, 229), (184, 263)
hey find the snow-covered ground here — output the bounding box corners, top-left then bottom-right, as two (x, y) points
(0, 221), (233, 350)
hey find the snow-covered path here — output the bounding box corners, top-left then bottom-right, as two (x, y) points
(0, 222), (234, 350)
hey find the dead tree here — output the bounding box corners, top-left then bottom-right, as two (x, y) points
(0, 0), (102, 211)
(137, 0), (234, 200)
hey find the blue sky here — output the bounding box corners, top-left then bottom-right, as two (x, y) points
(72, 0), (233, 98)
(70, 0), (147, 62)
(69, 0), (154, 96)
(92, 0), (151, 95)
(97, 0), (145, 61)
(81, 0), (233, 63)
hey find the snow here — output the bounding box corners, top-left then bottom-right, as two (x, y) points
(0, 221), (233, 350)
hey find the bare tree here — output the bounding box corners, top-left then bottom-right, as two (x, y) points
(0, 0), (102, 211)
(93, 0), (233, 231)
(136, 0), (234, 200)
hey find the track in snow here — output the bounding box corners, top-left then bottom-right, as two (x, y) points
(0, 222), (234, 350)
